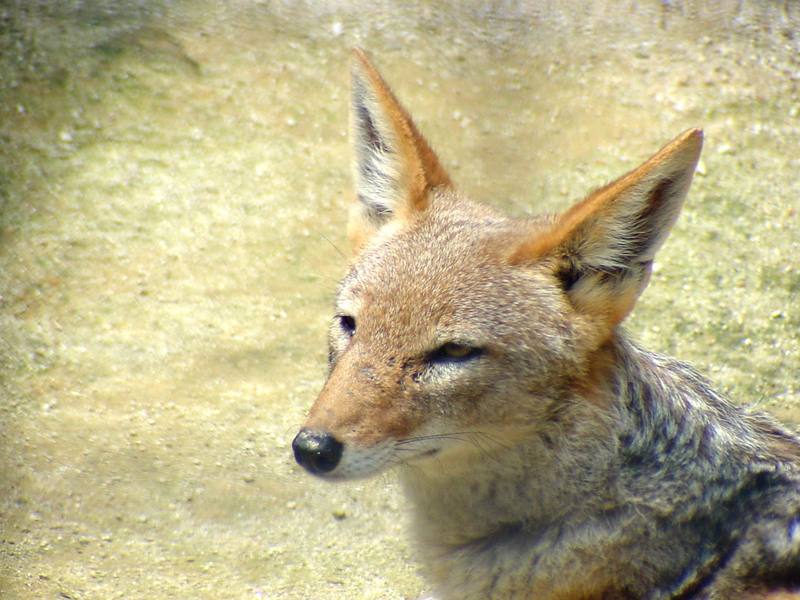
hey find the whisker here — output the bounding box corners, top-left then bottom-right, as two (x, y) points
(463, 433), (508, 467)
(319, 232), (347, 261)
(395, 431), (478, 445)
(395, 430), (513, 466)
(473, 431), (514, 453)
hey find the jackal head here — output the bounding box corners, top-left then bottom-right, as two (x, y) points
(292, 49), (702, 480)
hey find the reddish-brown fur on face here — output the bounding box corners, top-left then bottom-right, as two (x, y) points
(305, 343), (426, 445)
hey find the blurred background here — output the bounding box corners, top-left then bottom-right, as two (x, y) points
(1, 1), (798, 598)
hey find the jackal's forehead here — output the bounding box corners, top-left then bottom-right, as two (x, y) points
(336, 211), (557, 346)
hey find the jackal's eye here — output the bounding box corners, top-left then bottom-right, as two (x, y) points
(337, 314), (356, 337)
(428, 342), (483, 364)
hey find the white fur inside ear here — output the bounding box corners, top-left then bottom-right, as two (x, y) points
(554, 132), (701, 324)
(351, 73), (405, 223)
(575, 166), (694, 274)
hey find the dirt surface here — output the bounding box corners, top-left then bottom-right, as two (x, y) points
(1, 1), (798, 598)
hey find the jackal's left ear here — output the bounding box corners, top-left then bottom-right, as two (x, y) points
(348, 49), (451, 250)
(513, 128), (703, 327)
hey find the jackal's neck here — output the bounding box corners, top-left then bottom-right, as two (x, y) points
(610, 335), (764, 466)
(400, 334), (792, 553)
(398, 395), (619, 549)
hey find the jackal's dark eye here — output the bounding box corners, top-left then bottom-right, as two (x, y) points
(337, 314), (356, 337)
(428, 342), (483, 364)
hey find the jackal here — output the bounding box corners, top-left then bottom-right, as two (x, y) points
(292, 49), (800, 599)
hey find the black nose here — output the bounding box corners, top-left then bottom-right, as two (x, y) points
(292, 428), (343, 475)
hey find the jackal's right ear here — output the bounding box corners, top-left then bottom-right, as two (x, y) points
(348, 49), (451, 251)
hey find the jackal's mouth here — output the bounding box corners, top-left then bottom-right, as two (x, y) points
(395, 429), (509, 466)
(405, 446), (441, 462)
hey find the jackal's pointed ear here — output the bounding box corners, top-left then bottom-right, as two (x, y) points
(513, 128), (703, 327)
(348, 48), (452, 250)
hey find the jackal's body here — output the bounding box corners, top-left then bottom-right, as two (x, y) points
(292, 50), (800, 599)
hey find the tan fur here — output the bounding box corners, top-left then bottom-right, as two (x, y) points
(292, 50), (800, 600)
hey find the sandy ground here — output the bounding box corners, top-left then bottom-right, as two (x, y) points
(1, 1), (798, 598)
